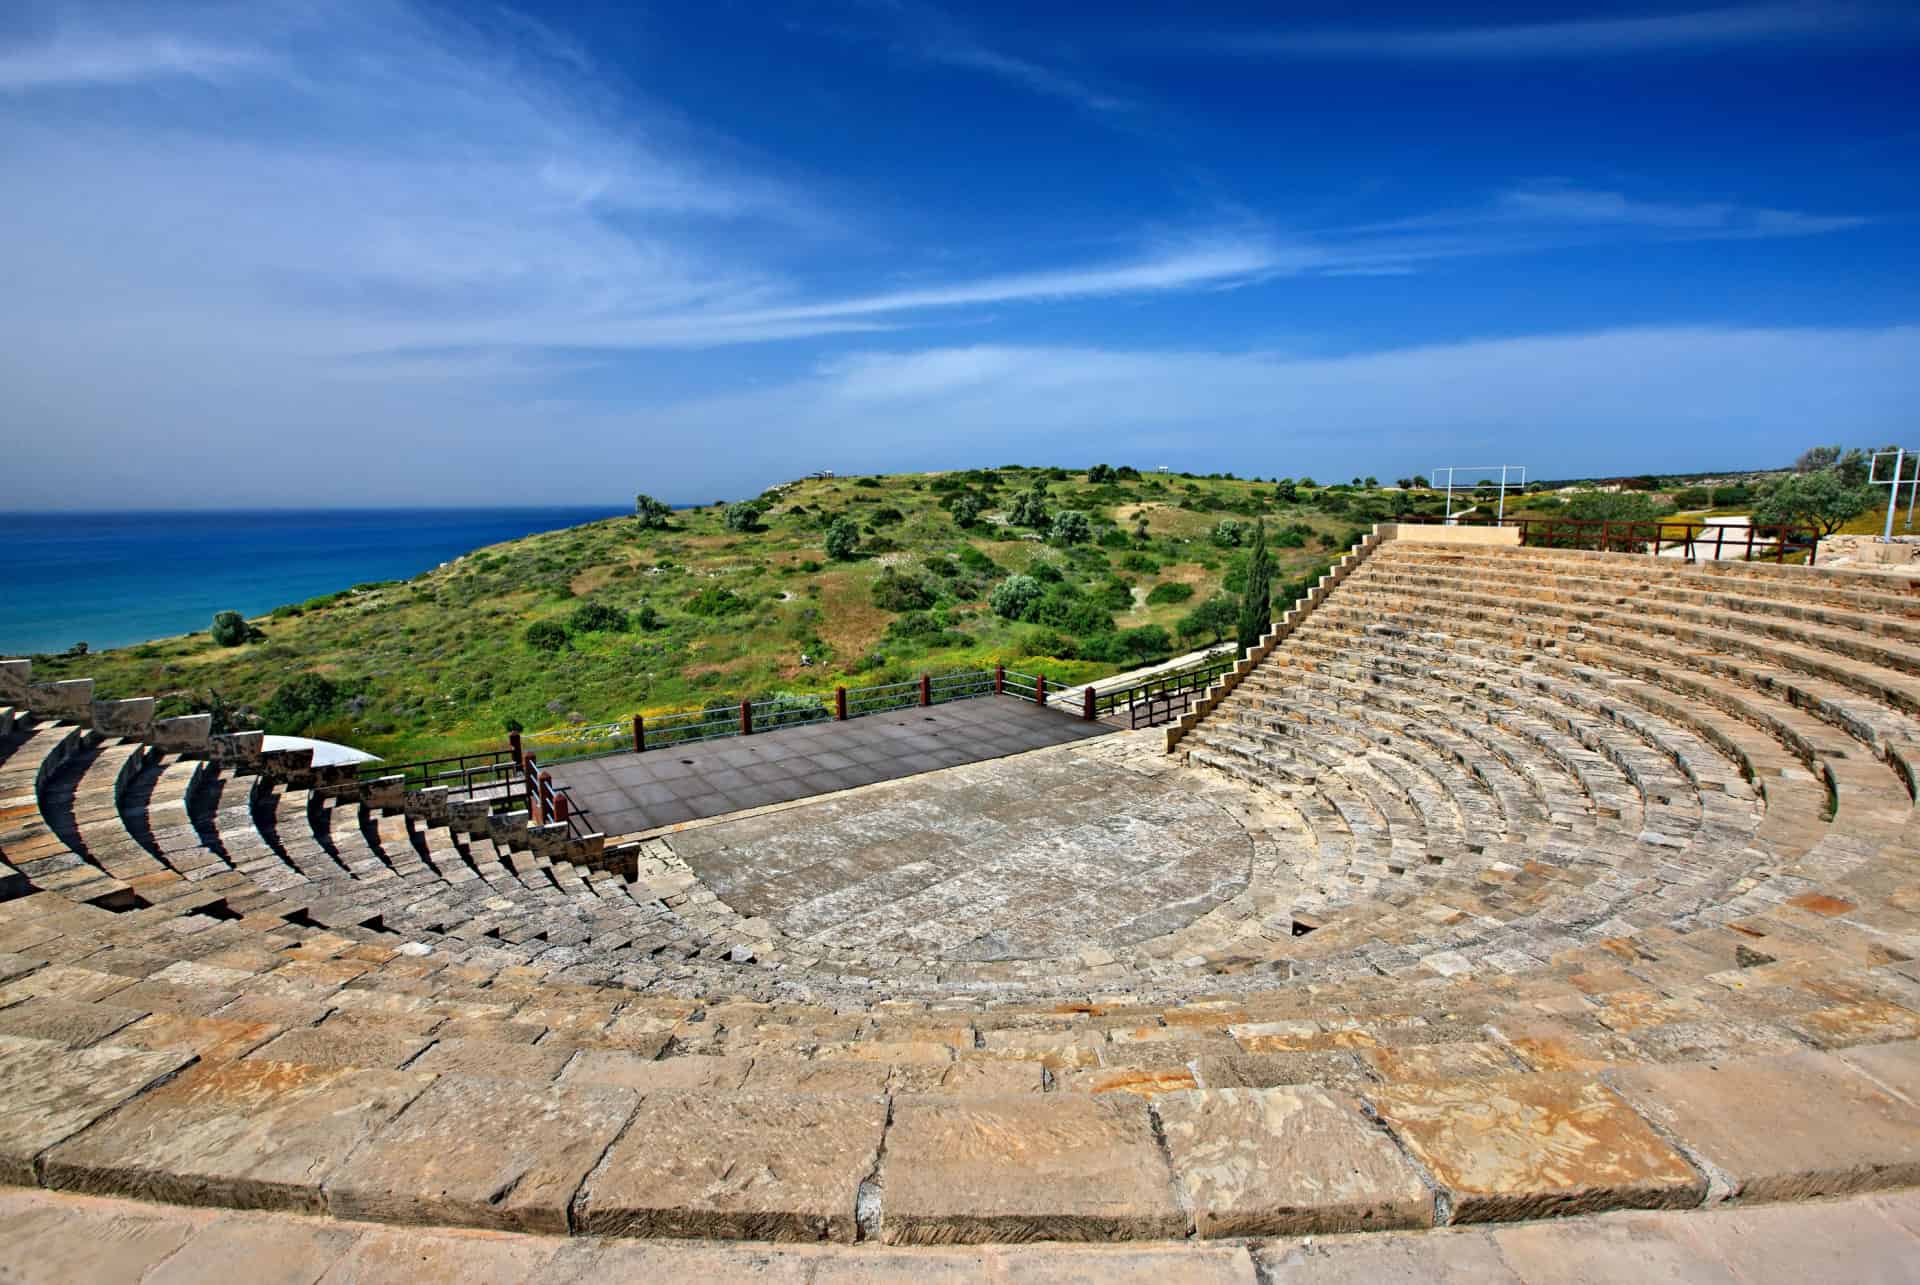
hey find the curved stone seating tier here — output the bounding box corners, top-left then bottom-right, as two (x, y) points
(3, 535), (1920, 1248)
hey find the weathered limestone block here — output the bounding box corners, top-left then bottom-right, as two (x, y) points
(403, 786), (449, 825)
(363, 776), (405, 812)
(41, 1058), (437, 1212)
(260, 748), (314, 789)
(1610, 1050), (1920, 1203)
(572, 1091), (887, 1242)
(1155, 1087), (1433, 1237)
(447, 799), (490, 837)
(487, 810), (530, 849)
(27, 679), (93, 722)
(90, 697), (155, 739)
(527, 822), (569, 861)
(0, 1034), (194, 1184)
(208, 732), (264, 772)
(0, 659), (29, 703)
(150, 715), (212, 754)
(882, 1092), (1186, 1244)
(326, 1074), (637, 1233)
(1364, 1074), (1704, 1223)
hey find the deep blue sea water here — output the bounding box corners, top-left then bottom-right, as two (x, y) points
(0, 508), (626, 655)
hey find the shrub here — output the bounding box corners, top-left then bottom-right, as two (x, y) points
(568, 602), (628, 634)
(524, 620), (569, 652)
(1098, 527), (1130, 548)
(825, 518), (860, 561)
(634, 493), (672, 528)
(871, 568), (935, 612)
(1121, 552), (1159, 573)
(1711, 484), (1753, 506)
(1176, 595), (1239, 646)
(1049, 510), (1092, 546)
(1274, 527), (1307, 548)
(1146, 582), (1194, 605)
(1029, 560), (1063, 583)
(1032, 588), (1112, 635)
(723, 501), (765, 532)
(1671, 487), (1712, 508)
(634, 604), (662, 630)
(261, 673), (341, 735)
(949, 494), (983, 527)
(990, 574), (1044, 620)
(210, 611), (249, 647)
(855, 476), (881, 488)
(1093, 578), (1134, 611)
(685, 585), (750, 617)
(1087, 463), (1115, 483)
(870, 506), (904, 526)
(1009, 488), (1050, 529)
(1753, 470), (1874, 535)
(1210, 519), (1244, 547)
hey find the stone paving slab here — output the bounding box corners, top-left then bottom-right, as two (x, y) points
(881, 1092), (1187, 1244)
(41, 1059), (436, 1213)
(572, 1090), (888, 1242)
(8, 1183), (1920, 1283)
(549, 695), (1112, 838)
(1610, 1049), (1920, 1202)
(325, 1073), (636, 1233)
(0, 1035), (193, 1185)
(1155, 1087), (1433, 1236)
(1364, 1074), (1705, 1223)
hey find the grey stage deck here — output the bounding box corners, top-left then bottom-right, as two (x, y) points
(547, 694), (1115, 837)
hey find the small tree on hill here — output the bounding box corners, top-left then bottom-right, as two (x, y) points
(1753, 471), (1874, 536)
(1177, 594), (1239, 646)
(1237, 520), (1273, 656)
(634, 493), (672, 528)
(990, 574), (1043, 621)
(949, 493), (983, 528)
(210, 611), (249, 647)
(825, 517), (861, 561)
(1795, 445), (1840, 474)
(1049, 510), (1091, 546)
(524, 620), (568, 652)
(568, 602), (628, 633)
(723, 501), (765, 532)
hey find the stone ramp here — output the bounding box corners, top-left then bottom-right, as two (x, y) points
(4, 1182), (1919, 1283)
(546, 694), (1113, 838)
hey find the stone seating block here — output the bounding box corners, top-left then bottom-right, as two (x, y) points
(325, 1073), (636, 1233)
(881, 1092), (1186, 1244)
(0, 1034), (194, 1183)
(572, 1090), (888, 1242)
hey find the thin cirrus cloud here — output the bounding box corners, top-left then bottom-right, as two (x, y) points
(1202, 3), (1903, 59)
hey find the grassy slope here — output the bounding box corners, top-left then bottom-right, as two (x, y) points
(30, 468), (1379, 761)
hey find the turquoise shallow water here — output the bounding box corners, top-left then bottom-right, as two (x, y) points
(0, 507), (626, 655)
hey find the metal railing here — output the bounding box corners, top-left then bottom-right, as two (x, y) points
(356, 746), (519, 802)
(1096, 651), (1237, 728)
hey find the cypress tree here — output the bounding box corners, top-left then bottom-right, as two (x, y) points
(1237, 518), (1273, 657)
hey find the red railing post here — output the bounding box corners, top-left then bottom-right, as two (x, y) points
(739, 699), (752, 736)
(994, 664), (1004, 695)
(508, 730), (522, 767)
(919, 674), (931, 707)
(1082, 685), (1095, 721)
(632, 715), (645, 753)
(1716, 524), (1726, 560)
(1600, 519), (1611, 553)
(1036, 673), (1047, 707)
(835, 686), (848, 720)
(552, 790), (569, 824)
(525, 757), (541, 824)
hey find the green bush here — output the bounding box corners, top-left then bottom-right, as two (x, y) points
(1098, 527), (1131, 548)
(1711, 484), (1753, 506)
(634, 604), (662, 630)
(210, 611), (249, 647)
(871, 568), (934, 612)
(634, 493), (672, 528)
(1120, 552), (1159, 574)
(524, 620), (569, 652)
(1671, 487), (1712, 508)
(261, 673), (342, 735)
(1093, 578), (1134, 611)
(685, 585), (750, 617)
(1146, 582), (1194, 605)
(825, 518), (860, 561)
(1210, 519), (1244, 547)
(1049, 510), (1092, 546)
(949, 494), (983, 527)
(723, 501), (765, 532)
(990, 574), (1044, 620)
(1029, 560), (1064, 584)
(1177, 595), (1238, 646)
(568, 602), (628, 633)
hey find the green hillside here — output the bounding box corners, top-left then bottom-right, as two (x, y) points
(30, 467), (1442, 761)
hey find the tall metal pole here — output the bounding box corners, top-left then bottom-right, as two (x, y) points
(1886, 447), (1904, 542)
(1443, 469), (1454, 523)
(1907, 451), (1916, 532)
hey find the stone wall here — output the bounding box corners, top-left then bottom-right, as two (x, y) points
(1375, 522), (1522, 548)
(1817, 533), (1920, 566)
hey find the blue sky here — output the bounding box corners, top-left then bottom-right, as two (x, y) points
(2, 0), (1917, 507)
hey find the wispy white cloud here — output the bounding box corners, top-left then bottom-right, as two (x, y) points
(1205, 3), (1903, 59)
(829, 0), (1132, 114)
(0, 3), (268, 92)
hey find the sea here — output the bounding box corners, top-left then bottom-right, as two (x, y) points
(0, 507), (628, 656)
